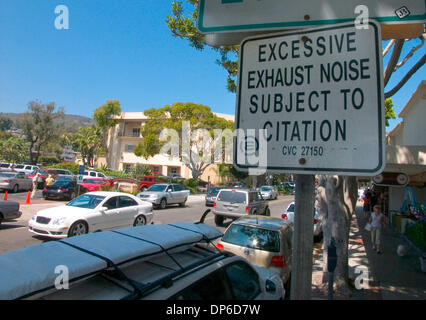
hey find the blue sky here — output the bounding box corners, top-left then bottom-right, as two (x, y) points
(0, 0), (424, 133)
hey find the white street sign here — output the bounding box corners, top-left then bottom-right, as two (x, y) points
(77, 175), (84, 185)
(234, 21), (385, 176)
(198, 0), (426, 33)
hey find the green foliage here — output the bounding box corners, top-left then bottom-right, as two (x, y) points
(405, 220), (426, 252)
(183, 178), (199, 194)
(17, 100), (65, 164)
(93, 100), (122, 129)
(135, 102), (234, 180)
(385, 98), (396, 127)
(47, 162), (80, 174)
(0, 117), (13, 131)
(38, 155), (61, 165)
(71, 126), (102, 167)
(167, 1), (238, 92)
(131, 163), (152, 179)
(0, 136), (28, 163)
(229, 166), (248, 180)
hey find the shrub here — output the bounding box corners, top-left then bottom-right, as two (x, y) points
(38, 156), (61, 165)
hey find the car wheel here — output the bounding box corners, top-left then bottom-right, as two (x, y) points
(214, 215), (224, 227)
(159, 198), (167, 210)
(265, 208), (271, 216)
(12, 184), (19, 193)
(179, 199), (187, 207)
(133, 215), (146, 226)
(68, 221), (88, 237)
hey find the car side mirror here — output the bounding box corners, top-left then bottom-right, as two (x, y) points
(100, 206), (108, 213)
(265, 279), (276, 293)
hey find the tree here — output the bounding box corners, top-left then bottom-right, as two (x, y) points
(0, 117), (13, 131)
(134, 102), (234, 180)
(17, 101), (65, 164)
(131, 163), (152, 179)
(71, 126), (102, 167)
(0, 136), (28, 163)
(93, 100), (122, 169)
(385, 98), (397, 127)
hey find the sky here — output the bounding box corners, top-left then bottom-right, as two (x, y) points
(0, 0), (424, 133)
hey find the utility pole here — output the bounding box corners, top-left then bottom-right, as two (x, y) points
(290, 174), (315, 300)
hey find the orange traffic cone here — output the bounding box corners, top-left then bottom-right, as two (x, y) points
(25, 190), (31, 205)
(4, 191), (7, 201)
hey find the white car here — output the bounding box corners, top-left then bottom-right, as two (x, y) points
(282, 201), (323, 241)
(259, 185), (278, 200)
(82, 170), (108, 181)
(28, 191), (153, 239)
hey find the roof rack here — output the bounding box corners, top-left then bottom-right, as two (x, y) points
(0, 222), (223, 300)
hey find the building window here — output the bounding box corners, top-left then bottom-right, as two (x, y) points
(127, 145), (135, 152)
(170, 167), (178, 174)
(124, 164), (132, 173)
(152, 166), (160, 173)
(132, 128), (140, 137)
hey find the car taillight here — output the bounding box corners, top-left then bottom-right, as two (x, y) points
(216, 243), (224, 250)
(43, 188), (47, 191)
(246, 206), (250, 213)
(213, 202), (216, 208)
(271, 256), (286, 268)
(58, 189), (67, 193)
(314, 218), (318, 224)
(4, 180), (8, 183)
(282, 213), (288, 220)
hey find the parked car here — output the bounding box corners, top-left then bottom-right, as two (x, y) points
(27, 169), (49, 188)
(80, 178), (106, 192)
(0, 163), (13, 172)
(0, 171), (33, 193)
(42, 180), (77, 201)
(137, 183), (190, 209)
(213, 189), (270, 226)
(0, 222), (284, 300)
(227, 181), (247, 189)
(82, 170), (108, 181)
(13, 164), (40, 175)
(0, 200), (22, 225)
(216, 216), (293, 296)
(282, 202), (323, 242)
(259, 186), (278, 200)
(28, 191), (153, 238)
(139, 175), (163, 191)
(205, 187), (224, 207)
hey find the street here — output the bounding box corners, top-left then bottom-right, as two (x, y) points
(0, 193), (296, 254)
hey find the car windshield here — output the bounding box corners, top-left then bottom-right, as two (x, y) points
(0, 164), (10, 168)
(260, 187), (272, 192)
(35, 169), (47, 175)
(84, 179), (103, 184)
(56, 176), (72, 181)
(67, 194), (105, 209)
(51, 181), (72, 187)
(147, 185), (167, 192)
(0, 172), (15, 178)
(217, 191), (246, 203)
(286, 203), (295, 212)
(14, 165), (24, 169)
(222, 224), (280, 252)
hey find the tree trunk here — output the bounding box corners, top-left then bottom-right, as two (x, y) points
(317, 175), (358, 297)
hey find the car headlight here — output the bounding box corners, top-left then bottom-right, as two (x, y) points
(51, 217), (67, 225)
(150, 194), (159, 199)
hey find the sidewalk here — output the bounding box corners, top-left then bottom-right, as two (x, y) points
(311, 202), (425, 300)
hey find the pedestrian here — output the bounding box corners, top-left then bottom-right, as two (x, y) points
(45, 174), (55, 187)
(369, 204), (385, 254)
(363, 189), (371, 218)
(370, 189), (377, 212)
(31, 173), (41, 199)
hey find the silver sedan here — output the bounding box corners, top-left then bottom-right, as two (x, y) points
(259, 186), (278, 200)
(0, 200), (22, 225)
(0, 172), (33, 193)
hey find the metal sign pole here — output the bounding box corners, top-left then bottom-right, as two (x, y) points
(290, 174), (315, 300)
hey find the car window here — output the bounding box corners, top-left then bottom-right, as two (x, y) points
(224, 261), (261, 300)
(173, 184), (183, 191)
(0, 172), (15, 178)
(222, 224), (280, 252)
(103, 197), (119, 210)
(90, 172), (96, 177)
(169, 268), (234, 300)
(17, 173), (25, 179)
(217, 191), (246, 204)
(98, 173), (106, 178)
(25, 165), (32, 170)
(286, 203), (295, 212)
(119, 196), (137, 208)
(147, 185), (167, 192)
(166, 185), (173, 192)
(14, 165), (24, 169)
(67, 194), (105, 209)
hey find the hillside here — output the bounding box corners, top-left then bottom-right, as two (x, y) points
(0, 112), (94, 133)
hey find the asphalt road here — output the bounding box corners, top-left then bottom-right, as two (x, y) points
(0, 195), (295, 255)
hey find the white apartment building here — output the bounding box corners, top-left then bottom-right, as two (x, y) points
(105, 112), (235, 184)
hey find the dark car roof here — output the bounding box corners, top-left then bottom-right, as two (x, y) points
(233, 216), (291, 231)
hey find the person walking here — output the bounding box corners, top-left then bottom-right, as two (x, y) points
(369, 204), (385, 254)
(363, 189), (371, 218)
(31, 173), (41, 199)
